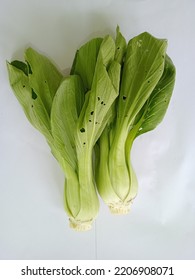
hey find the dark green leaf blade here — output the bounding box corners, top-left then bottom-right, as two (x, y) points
(136, 55), (176, 137)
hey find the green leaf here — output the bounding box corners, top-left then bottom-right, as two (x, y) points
(114, 25), (127, 64)
(51, 75), (85, 170)
(25, 48), (63, 115)
(7, 62), (52, 141)
(135, 55), (176, 137)
(71, 37), (103, 91)
(96, 28), (126, 146)
(76, 35), (119, 148)
(117, 32), (168, 131)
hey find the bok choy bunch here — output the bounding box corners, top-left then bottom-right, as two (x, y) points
(7, 27), (175, 231)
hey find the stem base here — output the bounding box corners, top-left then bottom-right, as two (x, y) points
(108, 201), (133, 215)
(69, 218), (93, 231)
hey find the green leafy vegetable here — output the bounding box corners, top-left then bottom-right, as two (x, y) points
(7, 27), (176, 230)
(7, 35), (120, 230)
(95, 31), (176, 214)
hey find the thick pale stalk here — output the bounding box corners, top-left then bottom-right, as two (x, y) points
(64, 146), (99, 231)
(96, 123), (138, 214)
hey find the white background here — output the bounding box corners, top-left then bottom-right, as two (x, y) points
(0, 0), (195, 260)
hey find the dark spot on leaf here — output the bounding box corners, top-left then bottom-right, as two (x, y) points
(90, 111), (94, 115)
(97, 97), (100, 101)
(117, 47), (120, 50)
(148, 80), (150, 83)
(11, 60), (28, 76)
(103, 103), (106, 106)
(89, 120), (92, 122)
(95, 122), (98, 124)
(23, 85), (25, 88)
(44, 80), (47, 83)
(32, 89), (37, 100)
(83, 142), (86, 145)
(31, 105), (33, 108)
(101, 101), (104, 105)
(123, 96), (127, 100)
(80, 128), (85, 133)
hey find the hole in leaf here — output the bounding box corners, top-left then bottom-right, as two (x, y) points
(80, 128), (85, 133)
(32, 89), (37, 100)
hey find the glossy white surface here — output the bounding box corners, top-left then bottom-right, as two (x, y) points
(0, 0), (195, 259)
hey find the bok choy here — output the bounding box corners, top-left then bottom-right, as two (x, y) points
(7, 27), (175, 230)
(95, 31), (176, 214)
(7, 36), (120, 230)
